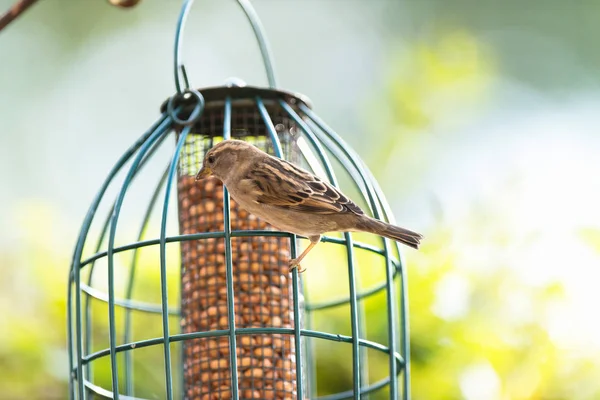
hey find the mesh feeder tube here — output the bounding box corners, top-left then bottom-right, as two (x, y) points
(68, 0), (412, 394)
(169, 86), (310, 400)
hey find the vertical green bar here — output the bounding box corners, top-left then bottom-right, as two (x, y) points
(120, 166), (168, 396)
(366, 173), (410, 399)
(159, 124), (194, 400)
(299, 104), (404, 398)
(383, 241), (398, 400)
(344, 232), (361, 400)
(173, 0), (195, 94)
(279, 100), (362, 399)
(67, 275), (74, 400)
(82, 132), (171, 394)
(290, 240), (304, 400)
(222, 97), (240, 400)
(106, 122), (171, 399)
(255, 97), (282, 156)
(84, 210), (111, 387)
(256, 96), (304, 400)
(236, 0), (278, 88)
(365, 173), (410, 400)
(73, 264), (84, 400)
(67, 114), (169, 399)
(398, 252), (410, 400)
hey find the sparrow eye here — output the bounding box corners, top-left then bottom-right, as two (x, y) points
(207, 155), (216, 164)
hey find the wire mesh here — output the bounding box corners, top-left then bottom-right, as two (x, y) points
(177, 101), (304, 400)
(68, 86), (410, 400)
(66, 0), (414, 397)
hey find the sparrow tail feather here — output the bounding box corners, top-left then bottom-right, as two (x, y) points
(358, 217), (422, 250)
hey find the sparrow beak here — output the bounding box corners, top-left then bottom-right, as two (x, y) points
(195, 166), (212, 180)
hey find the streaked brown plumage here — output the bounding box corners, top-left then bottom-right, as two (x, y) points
(196, 139), (422, 272)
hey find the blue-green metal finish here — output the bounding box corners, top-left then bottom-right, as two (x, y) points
(82, 133), (171, 393)
(106, 123), (173, 398)
(80, 327), (404, 371)
(367, 173), (411, 400)
(79, 231), (397, 271)
(255, 97), (281, 154)
(290, 238), (304, 400)
(299, 104), (405, 399)
(159, 124), (193, 400)
(81, 283), (178, 315)
(236, 0), (277, 88)
(79, 327), (404, 400)
(173, 0), (277, 93)
(72, 103), (407, 399)
(69, 1), (411, 399)
(71, 226), (409, 398)
(160, 91), (204, 400)
(222, 96), (241, 400)
(356, 162), (410, 400)
(173, 0), (194, 94)
(167, 89), (205, 126)
(68, 114), (171, 400)
(257, 94), (304, 399)
(124, 165), (170, 396)
(280, 100), (364, 399)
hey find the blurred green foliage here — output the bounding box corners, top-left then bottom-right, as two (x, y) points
(2, 17), (600, 400)
(4, 200), (600, 399)
(408, 226), (600, 400)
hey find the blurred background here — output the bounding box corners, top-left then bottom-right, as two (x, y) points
(2, 0), (600, 399)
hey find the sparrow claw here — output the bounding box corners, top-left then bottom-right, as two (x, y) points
(288, 259), (306, 273)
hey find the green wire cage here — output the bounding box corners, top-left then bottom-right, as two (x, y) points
(67, 1), (411, 399)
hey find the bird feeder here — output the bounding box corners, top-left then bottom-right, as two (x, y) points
(67, 1), (411, 399)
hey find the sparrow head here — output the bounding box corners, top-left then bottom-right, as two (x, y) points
(195, 139), (260, 181)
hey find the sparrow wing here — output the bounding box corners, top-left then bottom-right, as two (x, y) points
(245, 156), (364, 216)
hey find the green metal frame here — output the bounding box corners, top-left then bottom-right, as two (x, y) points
(67, 1), (411, 399)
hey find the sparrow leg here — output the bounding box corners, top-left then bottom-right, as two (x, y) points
(288, 235), (321, 273)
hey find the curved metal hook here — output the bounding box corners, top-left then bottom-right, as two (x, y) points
(173, 0), (194, 93)
(173, 0), (278, 93)
(235, 0), (277, 88)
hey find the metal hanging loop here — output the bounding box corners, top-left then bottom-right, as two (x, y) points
(166, 88), (205, 125)
(173, 0), (278, 93)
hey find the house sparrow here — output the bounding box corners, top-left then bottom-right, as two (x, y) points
(195, 139), (422, 273)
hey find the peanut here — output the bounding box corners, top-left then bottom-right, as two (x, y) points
(178, 173), (298, 399)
